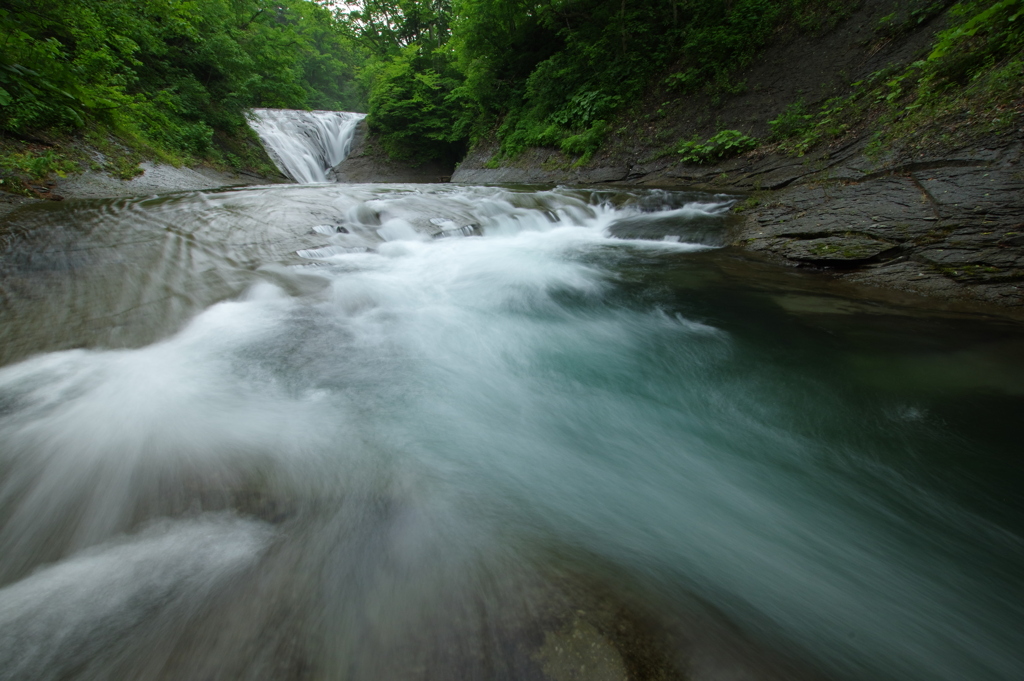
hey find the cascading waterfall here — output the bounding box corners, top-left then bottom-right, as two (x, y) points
(248, 108), (365, 183)
(0, 182), (1022, 681)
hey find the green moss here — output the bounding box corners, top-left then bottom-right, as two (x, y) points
(734, 193), (768, 213)
(936, 263), (1017, 281)
(541, 155), (571, 171)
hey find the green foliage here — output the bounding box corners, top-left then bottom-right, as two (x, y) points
(347, 0), (1024, 166)
(346, 0), (468, 162)
(0, 0), (368, 178)
(550, 91), (621, 130)
(873, 0), (953, 41)
(929, 0), (1023, 61)
(366, 44), (466, 162)
(354, 0), (855, 164)
(677, 130), (758, 164)
(106, 155), (146, 180)
(348, 0), (454, 56)
(761, 0), (1023, 159)
(559, 120), (609, 165)
(768, 101), (815, 140)
(664, 0), (789, 94)
(448, 0), (850, 162)
(0, 150), (79, 180)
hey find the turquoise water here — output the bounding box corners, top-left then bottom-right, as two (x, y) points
(0, 184), (1021, 681)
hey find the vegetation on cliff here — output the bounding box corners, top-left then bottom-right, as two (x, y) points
(354, 0), (1022, 167)
(354, 0), (858, 164)
(761, 0), (1024, 160)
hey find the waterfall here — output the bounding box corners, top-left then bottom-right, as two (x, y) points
(249, 108), (365, 184)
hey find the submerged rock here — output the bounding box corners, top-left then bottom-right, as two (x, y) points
(534, 618), (627, 681)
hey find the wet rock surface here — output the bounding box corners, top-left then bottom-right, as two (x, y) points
(52, 162), (283, 201)
(455, 131), (1024, 308)
(533, 619), (628, 681)
(735, 136), (1024, 307)
(0, 191), (38, 221)
(524, 575), (825, 681)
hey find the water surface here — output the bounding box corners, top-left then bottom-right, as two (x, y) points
(0, 184), (1021, 681)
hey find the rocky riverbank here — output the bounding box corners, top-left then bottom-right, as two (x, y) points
(53, 162), (286, 199)
(732, 138), (1024, 308)
(447, 0), (1024, 309)
(453, 128), (1024, 308)
(0, 161), (286, 222)
(453, 133), (1024, 309)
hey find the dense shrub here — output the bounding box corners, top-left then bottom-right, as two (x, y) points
(677, 130), (758, 164)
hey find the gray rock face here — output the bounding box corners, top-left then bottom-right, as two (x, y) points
(736, 136), (1024, 307)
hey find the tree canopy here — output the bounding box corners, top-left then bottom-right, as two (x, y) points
(351, 0), (862, 163)
(1, 0), (365, 168)
(353, 0), (1023, 165)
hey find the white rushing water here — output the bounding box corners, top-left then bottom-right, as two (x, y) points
(0, 183), (1022, 681)
(248, 108), (365, 183)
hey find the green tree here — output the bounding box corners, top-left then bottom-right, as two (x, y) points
(0, 0), (368, 164)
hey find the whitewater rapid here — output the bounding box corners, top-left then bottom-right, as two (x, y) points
(0, 183), (1021, 681)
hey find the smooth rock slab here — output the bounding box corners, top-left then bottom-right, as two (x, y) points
(768, 236), (897, 263)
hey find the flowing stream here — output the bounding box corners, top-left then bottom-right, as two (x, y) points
(0, 181), (1022, 681)
(248, 109), (365, 183)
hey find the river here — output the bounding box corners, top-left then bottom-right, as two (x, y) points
(0, 121), (1022, 681)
